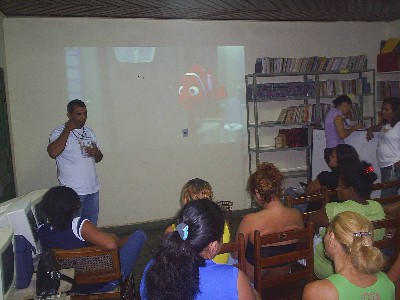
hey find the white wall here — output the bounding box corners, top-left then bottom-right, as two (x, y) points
(2, 18), (395, 226)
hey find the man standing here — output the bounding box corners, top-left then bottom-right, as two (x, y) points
(47, 99), (103, 225)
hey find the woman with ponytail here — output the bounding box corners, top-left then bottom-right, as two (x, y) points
(309, 161), (386, 279)
(140, 199), (258, 300)
(303, 211), (394, 299)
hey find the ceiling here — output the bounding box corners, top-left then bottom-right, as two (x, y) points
(0, 0), (399, 22)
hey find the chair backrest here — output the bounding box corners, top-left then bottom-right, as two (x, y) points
(52, 246), (122, 285)
(286, 187), (328, 211)
(253, 222), (314, 296)
(372, 179), (400, 191)
(217, 233), (245, 272)
(372, 211), (400, 267)
(371, 194), (400, 207)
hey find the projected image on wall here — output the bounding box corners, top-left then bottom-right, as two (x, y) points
(65, 46), (245, 149)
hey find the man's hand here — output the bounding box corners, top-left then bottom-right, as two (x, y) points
(86, 144), (103, 163)
(64, 119), (80, 132)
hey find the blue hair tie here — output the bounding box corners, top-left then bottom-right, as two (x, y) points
(176, 222), (189, 240)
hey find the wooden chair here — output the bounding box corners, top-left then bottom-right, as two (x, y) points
(52, 246), (136, 300)
(216, 200), (233, 224)
(372, 179), (400, 192)
(286, 186), (329, 212)
(217, 233), (245, 272)
(253, 222), (314, 299)
(372, 211), (400, 269)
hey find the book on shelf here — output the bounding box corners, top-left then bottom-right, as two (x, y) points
(254, 54), (369, 74)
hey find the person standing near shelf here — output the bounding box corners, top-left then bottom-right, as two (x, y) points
(47, 99), (103, 225)
(366, 97), (400, 197)
(324, 95), (362, 165)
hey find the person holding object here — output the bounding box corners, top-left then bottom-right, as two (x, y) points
(47, 99), (103, 225)
(303, 211), (394, 300)
(324, 95), (362, 166)
(38, 186), (146, 294)
(366, 97), (400, 197)
(140, 199), (259, 300)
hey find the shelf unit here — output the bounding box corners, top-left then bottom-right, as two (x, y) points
(246, 69), (375, 207)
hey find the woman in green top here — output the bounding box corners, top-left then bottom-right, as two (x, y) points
(303, 211), (394, 300)
(309, 161), (386, 279)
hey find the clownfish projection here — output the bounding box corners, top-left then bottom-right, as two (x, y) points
(178, 64), (227, 109)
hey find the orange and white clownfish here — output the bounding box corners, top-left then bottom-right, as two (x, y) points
(178, 64), (227, 109)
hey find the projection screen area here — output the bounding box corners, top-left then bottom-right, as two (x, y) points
(64, 46), (246, 151)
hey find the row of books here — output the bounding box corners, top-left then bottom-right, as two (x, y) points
(255, 55), (368, 74)
(277, 128), (308, 148)
(377, 81), (400, 101)
(247, 78), (371, 100)
(320, 77), (371, 96)
(270, 103), (362, 124)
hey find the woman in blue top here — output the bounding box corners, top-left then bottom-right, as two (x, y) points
(140, 199), (258, 300)
(38, 186), (146, 294)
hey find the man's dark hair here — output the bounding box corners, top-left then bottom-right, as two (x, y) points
(67, 99), (86, 113)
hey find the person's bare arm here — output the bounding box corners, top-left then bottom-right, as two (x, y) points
(366, 123), (382, 141)
(334, 115), (362, 140)
(302, 279), (338, 300)
(237, 270), (258, 300)
(47, 120), (76, 159)
(305, 179), (322, 196)
(81, 220), (119, 250)
(388, 252), (400, 282)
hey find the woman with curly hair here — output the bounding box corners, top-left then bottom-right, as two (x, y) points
(140, 199), (258, 300)
(303, 211), (394, 299)
(233, 162), (304, 282)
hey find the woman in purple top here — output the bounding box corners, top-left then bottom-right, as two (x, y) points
(324, 95), (362, 165)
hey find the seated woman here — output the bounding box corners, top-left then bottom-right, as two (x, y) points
(38, 186), (147, 293)
(305, 144), (360, 200)
(140, 199), (259, 300)
(233, 162), (304, 282)
(309, 161), (386, 279)
(303, 211), (394, 300)
(165, 178), (230, 264)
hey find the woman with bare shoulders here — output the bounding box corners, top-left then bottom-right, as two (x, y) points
(233, 162), (304, 282)
(303, 211), (394, 300)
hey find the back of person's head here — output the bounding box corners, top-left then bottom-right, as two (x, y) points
(328, 211), (386, 274)
(247, 162), (283, 206)
(42, 186), (81, 230)
(383, 97), (400, 126)
(145, 199), (224, 300)
(180, 178), (213, 203)
(67, 99), (86, 113)
(336, 144), (360, 171)
(339, 161), (377, 199)
(332, 94), (352, 107)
